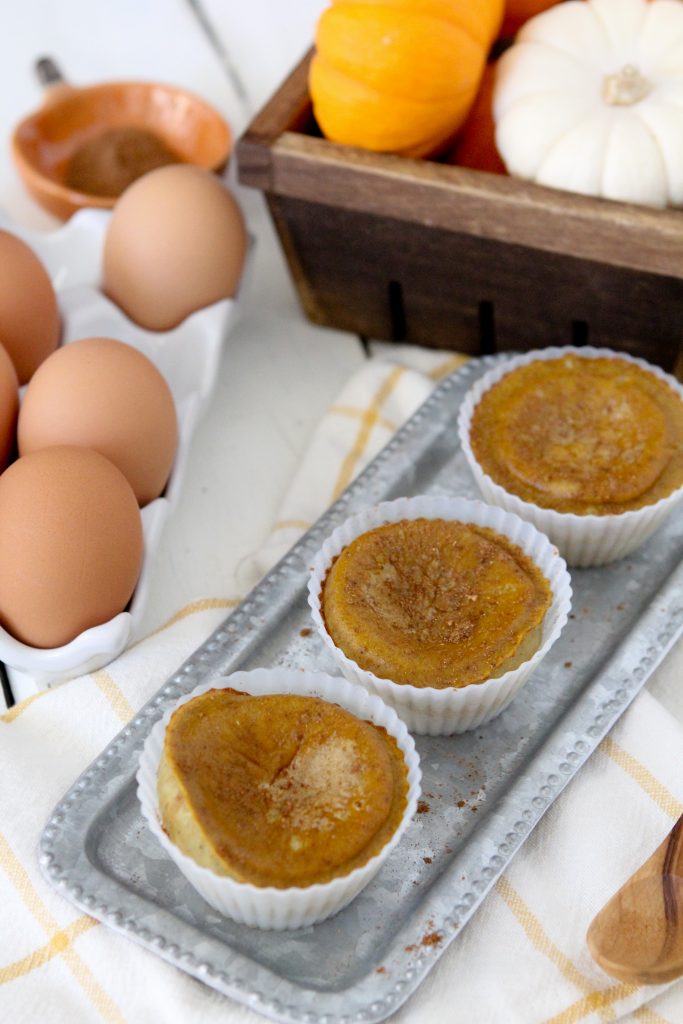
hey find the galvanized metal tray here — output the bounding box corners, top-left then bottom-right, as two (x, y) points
(40, 354), (683, 1024)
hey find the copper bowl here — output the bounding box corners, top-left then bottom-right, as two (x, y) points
(12, 58), (232, 220)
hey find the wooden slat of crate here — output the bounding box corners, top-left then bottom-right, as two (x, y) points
(267, 193), (683, 366)
(238, 52), (683, 369)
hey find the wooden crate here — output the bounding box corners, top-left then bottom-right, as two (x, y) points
(237, 52), (683, 372)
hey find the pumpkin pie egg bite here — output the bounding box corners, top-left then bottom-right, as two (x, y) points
(308, 495), (572, 735)
(157, 688), (409, 889)
(321, 518), (552, 690)
(457, 348), (683, 567)
(468, 354), (683, 516)
(137, 669), (421, 929)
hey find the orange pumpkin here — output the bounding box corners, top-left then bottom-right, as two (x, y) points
(446, 64), (506, 175)
(309, 0), (505, 158)
(501, 0), (564, 38)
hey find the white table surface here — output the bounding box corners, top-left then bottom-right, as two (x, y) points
(0, 0), (365, 648)
(2, 5), (683, 1021)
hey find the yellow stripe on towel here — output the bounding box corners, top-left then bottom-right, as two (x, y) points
(601, 736), (683, 820)
(331, 366), (406, 502)
(328, 404), (397, 433)
(496, 875), (639, 1023)
(91, 670), (134, 724)
(132, 597), (241, 647)
(0, 916), (98, 984)
(0, 831), (126, 1022)
(1, 691), (47, 724)
(428, 353), (469, 381)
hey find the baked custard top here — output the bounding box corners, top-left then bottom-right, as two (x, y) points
(322, 518), (552, 689)
(469, 356), (683, 515)
(158, 689), (408, 888)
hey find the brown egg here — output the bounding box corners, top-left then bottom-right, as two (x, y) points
(102, 164), (247, 330)
(18, 336), (178, 506)
(0, 230), (60, 383)
(0, 342), (18, 471)
(0, 446), (143, 649)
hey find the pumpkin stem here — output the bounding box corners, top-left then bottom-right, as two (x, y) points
(602, 65), (651, 106)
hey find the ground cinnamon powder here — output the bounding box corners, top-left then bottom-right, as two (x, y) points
(65, 127), (182, 197)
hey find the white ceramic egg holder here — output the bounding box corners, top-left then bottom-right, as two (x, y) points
(0, 208), (248, 701)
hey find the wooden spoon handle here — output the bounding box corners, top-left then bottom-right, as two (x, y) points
(587, 815), (683, 984)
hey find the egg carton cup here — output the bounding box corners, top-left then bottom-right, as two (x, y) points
(456, 346), (683, 568)
(308, 495), (572, 736)
(0, 208), (251, 698)
(137, 668), (422, 930)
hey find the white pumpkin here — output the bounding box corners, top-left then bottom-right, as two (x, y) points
(493, 0), (683, 207)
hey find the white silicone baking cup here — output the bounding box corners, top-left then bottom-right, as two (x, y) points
(457, 346), (683, 568)
(137, 668), (421, 930)
(308, 496), (572, 736)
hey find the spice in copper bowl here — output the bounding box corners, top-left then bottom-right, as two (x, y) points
(65, 127), (182, 198)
